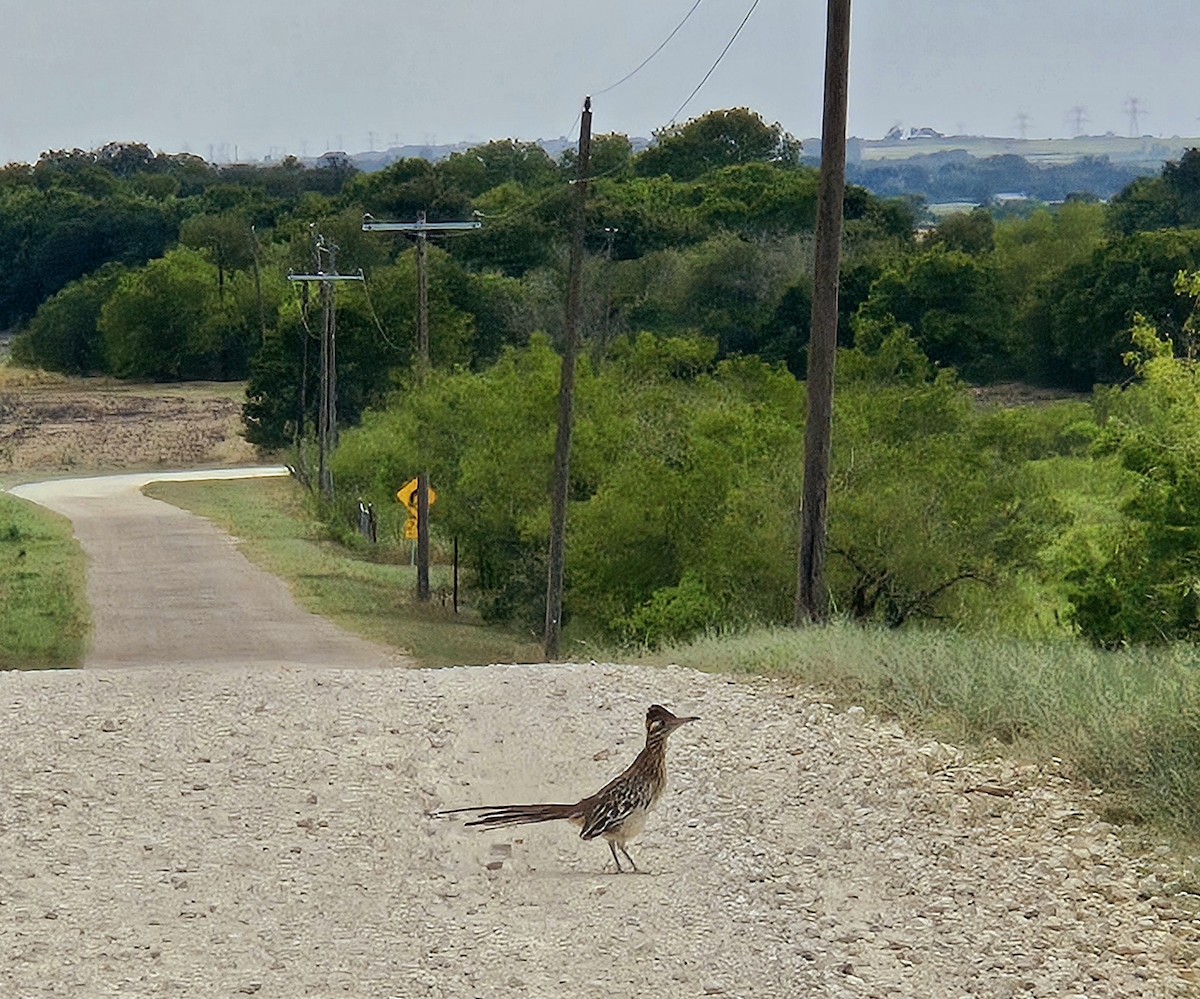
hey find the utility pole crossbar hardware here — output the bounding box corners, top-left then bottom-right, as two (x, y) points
(287, 246), (365, 501)
(362, 211), (482, 602)
(362, 219), (483, 233)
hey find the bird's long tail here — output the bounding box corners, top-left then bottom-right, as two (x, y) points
(434, 802), (583, 829)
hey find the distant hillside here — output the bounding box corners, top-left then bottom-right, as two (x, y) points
(291, 131), (1196, 206)
(817, 134), (1196, 205)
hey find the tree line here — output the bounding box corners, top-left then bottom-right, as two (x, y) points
(8, 113), (1200, 646)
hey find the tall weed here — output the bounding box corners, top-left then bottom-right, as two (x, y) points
(652, 622), (1200, 841)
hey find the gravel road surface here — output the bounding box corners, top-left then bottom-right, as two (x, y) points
(2, 471), (1196, 997)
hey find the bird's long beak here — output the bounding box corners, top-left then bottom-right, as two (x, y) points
(671, 714), (699, 729)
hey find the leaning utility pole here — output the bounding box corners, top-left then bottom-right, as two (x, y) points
(544, 96), (592, 660)
(363, 211), (481, 601)
(287, 230), (363, 501)
(796, 0), (852, 625)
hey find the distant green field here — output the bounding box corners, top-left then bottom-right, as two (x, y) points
(0, 493), (89, 667)
(855, 132), (1193, 168)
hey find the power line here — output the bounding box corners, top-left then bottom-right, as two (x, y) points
(669, 0), (763, 125)
(357, 270), (405, 353)
(593, 0), (706, 96)
(562, 1), (707, 141)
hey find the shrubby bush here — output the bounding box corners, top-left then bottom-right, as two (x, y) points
(330, 332), (1060, 642)
(1067, 274), (1200, 644)
(11, 262), (127, 373)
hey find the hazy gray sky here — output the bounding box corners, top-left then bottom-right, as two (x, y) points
(4, 0), (1198, 164)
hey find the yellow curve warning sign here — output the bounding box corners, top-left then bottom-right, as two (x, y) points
(397, 478), (437, 540)
(396, 477), (438, 515)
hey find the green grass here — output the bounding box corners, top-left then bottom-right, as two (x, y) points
(0, 493), (89, 667)
(143, 476), (545, 669)
(644, 623), (1200, 845)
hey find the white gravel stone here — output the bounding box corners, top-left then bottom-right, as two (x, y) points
(0, 662), (1194, 998)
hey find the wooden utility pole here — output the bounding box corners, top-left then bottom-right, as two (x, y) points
(287, 230), (363, 502)
(544, 96), (592, 660)
(362, 212), (481, 601)
(796, 0), (852, 624)
(414, 211), (433, 601)
(319, 240), (337, 499)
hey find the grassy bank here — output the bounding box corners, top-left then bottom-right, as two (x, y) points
(646, 625), (1200, 843)
(144, 475), (544, 669)
(0, 493), (89, 667)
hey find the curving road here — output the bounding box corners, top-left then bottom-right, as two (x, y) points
(10, 468), (401, 669)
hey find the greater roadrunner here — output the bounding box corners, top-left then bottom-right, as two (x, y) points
(435, 704), (698, 872)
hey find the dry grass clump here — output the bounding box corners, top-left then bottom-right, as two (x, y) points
(652, 623), (1200, 842)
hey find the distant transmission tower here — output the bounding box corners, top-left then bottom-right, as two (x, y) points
(1014, 111), (1031, 140)
(1125, 97), (1144, 137)
(1067, 105), (1088, 136)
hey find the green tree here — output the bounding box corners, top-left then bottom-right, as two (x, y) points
(11, 263), (127, 373)
(634, 108), (802, 182)
(693, 162), (819, 236)
(992, 201), (1107, 292)
(244, 244), (511, 448)
(927, 208), (995, 255)
(829, 372), (1057, 627)
(586, 175), (702, 259)
(342, 157), (473, 223)
(1108, 148), (1200, 235)
(1028, 229), (1200, 388)
(0, 185), (178, 327)
(331, 337), (563, 623)
(328, 332), (1055, 640)
(854, 246), (1011, 380)
(561, 133), (634, 181)
(439, 140), (558, 196)
(99, 247), (256, 380)
(179, 211), (257, 297)
(1068, 275), (1200, 644)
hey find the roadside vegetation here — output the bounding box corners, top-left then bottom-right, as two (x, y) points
(8, 115), (1200, 649)
(0, 493), (88, 668)
(646, 624), (1200, 844)
(146, 470), (1200, 847)
(143, 475), (544, 669)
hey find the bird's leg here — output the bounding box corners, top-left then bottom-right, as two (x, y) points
(618, 844), (639, 872)
(608, 841), (624, 873)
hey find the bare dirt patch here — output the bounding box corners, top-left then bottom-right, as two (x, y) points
(0, 375), (259, 476)
(970, 381), (1091, 408)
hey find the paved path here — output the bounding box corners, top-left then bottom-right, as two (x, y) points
(10, 468), (401, 669)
